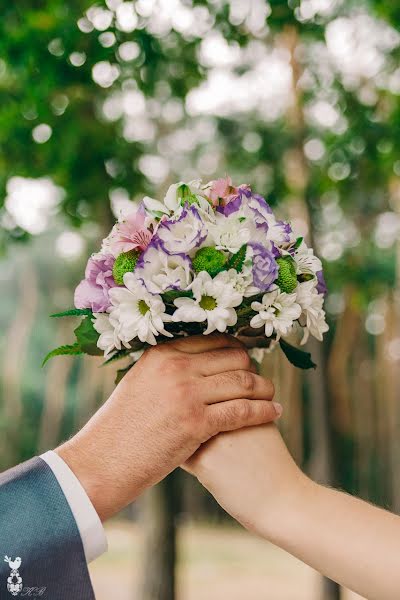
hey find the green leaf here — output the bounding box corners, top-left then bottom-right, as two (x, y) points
(279, 339), (317, 370)
(51, 308), (92, 318)
(42, 343), (83, 367)
(74, 315), (102, 356)
(226, 244), (247, 272)
(294, 237), (304, 249)
(102, 350), (132, 366)
(162, 290), (193, 303)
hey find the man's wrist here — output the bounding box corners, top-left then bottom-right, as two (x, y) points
(56, 435), (115, 522)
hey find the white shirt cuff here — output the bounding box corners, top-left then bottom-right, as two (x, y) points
(40, 450), (108, 563)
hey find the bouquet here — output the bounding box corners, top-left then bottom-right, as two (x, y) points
(44, 177), (328, 381)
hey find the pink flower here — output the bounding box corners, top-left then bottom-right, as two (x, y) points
(108, 205), (152, 257)
(208, 176), (234, 206)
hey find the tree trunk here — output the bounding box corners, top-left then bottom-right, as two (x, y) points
(138, 471), (179, 600)
(0, 261), (38, 469)
(279, 25), (341, 600)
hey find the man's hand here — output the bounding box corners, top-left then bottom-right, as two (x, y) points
(184, 424), (306, 538)
(57, 335), (280, 521)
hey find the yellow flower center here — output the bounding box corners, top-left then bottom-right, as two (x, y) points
(138, 299), (150, 315)
(199, 295), (217, 311)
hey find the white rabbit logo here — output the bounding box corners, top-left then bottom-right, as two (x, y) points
(4, 556), (23, 596)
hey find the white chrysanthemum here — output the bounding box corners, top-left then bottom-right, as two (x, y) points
(135, 244), (192, 294)
(92, 312), (129, 359)
(296, 280), (329, 344)
(294, 241), (322, 275)
(109, 273), (173, 345)
(173, 271), (243, 335)
(250, 289), (302, 340)
(225, 260), (260, 298)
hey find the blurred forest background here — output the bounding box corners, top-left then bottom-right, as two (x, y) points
(1, 1), (400, 598)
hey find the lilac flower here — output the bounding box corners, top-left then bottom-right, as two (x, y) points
(135, 240), (192, 294)
(316, 270), (328, 296)
(154, 205), (208, 255)
(249, 243), (279, 292)
(267, 219), (294, 246)
(248, 194), (273, 221)
(217, 189), (274, 228)
(74, 253), (116, 312)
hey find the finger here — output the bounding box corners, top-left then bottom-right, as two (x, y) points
(206, 399), (282, 437)
(194, 347), (256, 376)
(202, 371), (275, 404)
(171, 333), (244, 354)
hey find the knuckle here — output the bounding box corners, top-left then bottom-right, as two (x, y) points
(234, 400), (251, 422)
(183, 403), (205, 437)
(205, 409), (220, 438)
(265, 378), (275, 399)
(235, 348), (252, 369)
(238, 370), (256, 394)
(160, 353), (191, 376)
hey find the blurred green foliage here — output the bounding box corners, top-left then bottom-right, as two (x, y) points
(1, 0), (399, 310)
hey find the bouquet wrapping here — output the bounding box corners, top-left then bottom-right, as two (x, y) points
(44, 177), (328, 381)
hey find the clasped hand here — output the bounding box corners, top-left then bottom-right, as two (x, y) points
(58, 334), (279, 521)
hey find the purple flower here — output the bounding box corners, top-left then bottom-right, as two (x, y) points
(249, 243), (279, 292)
(74, 253), (117, 312)
(136, 241), (192, 294)
(216, 193), (243, 216)
(154, 205), (208, 255)
(316, 270), (328, 296)
(217, 189), (274, 231)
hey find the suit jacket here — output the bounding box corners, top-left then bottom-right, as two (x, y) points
(0, 457), (95, 599)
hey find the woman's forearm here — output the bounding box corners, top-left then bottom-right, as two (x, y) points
(265, 478), (400, 600)
(187, 425), (400, 599)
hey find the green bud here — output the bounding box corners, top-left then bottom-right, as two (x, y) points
(178, 184), (198, 206)
(113, 250), (140, 286)
(276, 256), (298, 294)
(192, 247), (227, 277)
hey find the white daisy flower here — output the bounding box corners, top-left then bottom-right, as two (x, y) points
(250, 289), (302, 340)
(109, 273), (173, 346)
(173, 271), (243, 335)
(92, 312), (129, 359)
(296, 280), (329, 344)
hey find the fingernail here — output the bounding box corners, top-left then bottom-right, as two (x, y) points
(272, 402), (283, 418)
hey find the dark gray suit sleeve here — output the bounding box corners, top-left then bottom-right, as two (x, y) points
(0, 457), (96, 599)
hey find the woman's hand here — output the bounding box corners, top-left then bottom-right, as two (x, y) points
(184, 423), (309, 539)
(185, 423), (400, 600)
